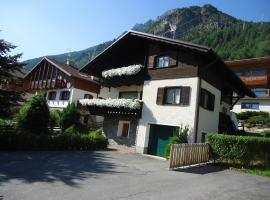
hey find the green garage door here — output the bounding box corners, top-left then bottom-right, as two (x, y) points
(148, 124), (178, 157)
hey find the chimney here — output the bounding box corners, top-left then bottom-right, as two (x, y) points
(66, 54), (76, 68)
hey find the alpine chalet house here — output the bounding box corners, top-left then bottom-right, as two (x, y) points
(80, 31), (255, 157)
(226, 56), (270, 113)
(23, 57), (100, 123)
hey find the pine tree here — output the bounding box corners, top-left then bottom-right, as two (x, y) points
(0, 37), (25, 118)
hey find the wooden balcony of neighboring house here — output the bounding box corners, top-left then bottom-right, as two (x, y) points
(78, 98), (143, 118)
(239, 74), (268, 86)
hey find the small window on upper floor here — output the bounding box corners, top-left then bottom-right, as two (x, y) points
(156, 56), (173, 68)
(200, 89), (215, 111)
(84, 94), (93, 99)
(48, 91), (56, 100)
(60, 91), (70, 101)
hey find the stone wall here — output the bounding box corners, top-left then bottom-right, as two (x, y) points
(103, 117), (138, 147)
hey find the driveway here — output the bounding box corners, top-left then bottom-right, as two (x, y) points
(0, 151), (269, 200)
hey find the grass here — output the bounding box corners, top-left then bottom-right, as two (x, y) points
(240, 166), (270, 178)
(213, 160), (270, 178)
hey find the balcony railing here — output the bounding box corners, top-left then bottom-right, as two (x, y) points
(78, 98), (143, 118)
(240, 75), (268, 86)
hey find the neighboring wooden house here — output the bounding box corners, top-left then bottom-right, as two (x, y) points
(0, 67), (29, 92)
(226, 56), (270, 113)
(23, 57), (101, 124)
(79, 30), (255, 157)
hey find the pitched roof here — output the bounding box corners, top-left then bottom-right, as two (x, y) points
(80, 30), (255, 98)
(225, 56), (270, 67)
(80, 30), (211, 73)
(25, 57), (98, 84)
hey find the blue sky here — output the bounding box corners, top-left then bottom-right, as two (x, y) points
(1, 0), (269, 61)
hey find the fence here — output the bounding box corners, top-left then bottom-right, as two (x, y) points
(169, 143), (210, 170)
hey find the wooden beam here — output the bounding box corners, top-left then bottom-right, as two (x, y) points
(45, 63), (51, 89)
(54, 69), (59, 89)
(29, 74), (33, 89)
(36, 63), (43, 89)
(49, 64), (54, 89)
(41, 62), (47, 89)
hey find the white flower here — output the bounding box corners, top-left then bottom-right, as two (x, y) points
(79, 98), (142, 110)
(102, 64), (144, 79)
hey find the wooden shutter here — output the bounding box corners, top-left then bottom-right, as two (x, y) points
(148, 55), (155, 69)
(156, 87), (165, 105)
(169, 51), (178, 66)
(180, 86), (191, 105)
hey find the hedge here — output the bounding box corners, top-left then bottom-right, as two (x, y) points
(0, 130), (108, 151)
(207, 134), (270, 166)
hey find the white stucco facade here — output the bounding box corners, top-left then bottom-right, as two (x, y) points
(99, 85), (143, 99)
(135, 77), (199, 153)
(46, 88), (97, 109)
(196, 80), (221, 142)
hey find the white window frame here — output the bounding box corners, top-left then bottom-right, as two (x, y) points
(117, 120), (130, 138)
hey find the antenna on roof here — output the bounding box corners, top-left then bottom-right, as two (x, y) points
(66, 48), (75, 68)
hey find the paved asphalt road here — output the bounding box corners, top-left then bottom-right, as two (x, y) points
(0, 151), (269, 200)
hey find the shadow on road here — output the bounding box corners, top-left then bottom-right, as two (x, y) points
(0, 151), (121, 187)
(173, 164), (227, 175)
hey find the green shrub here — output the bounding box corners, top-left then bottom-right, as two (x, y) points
(237, 111), (269, 121)
(17, 92), (49, 134)
(164, 136), (180, 158)
(64, 125), (80, 135)
(164, 125), (189, 158)
(59, 103), (80, 131)
(0, 118), (13, 126)
(247, 115), (267, 125)
(0, 129), (108, 151)
(261, 130), (270, 138)
(207, 134), (270, 166)
(49, 110), (60, 132)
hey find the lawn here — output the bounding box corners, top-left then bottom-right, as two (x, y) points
(240, 166), (270, 178)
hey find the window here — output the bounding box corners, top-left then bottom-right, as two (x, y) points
(48, 91), (56, 100)
(156, 56), (172, 68)
(84, 94), (93, 99)
(60, 91), (70, 100)
(241, 102), (259, 109)
(119, 92), (138, 99)
(252, 88), (269, 98)
(156, 86), (190, 106)
(200, 89), (215, 111)
(165, 87), (181, 104)
(117, 121), (130, 137)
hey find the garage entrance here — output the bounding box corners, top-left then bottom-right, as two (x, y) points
(148, 124), (178, 157)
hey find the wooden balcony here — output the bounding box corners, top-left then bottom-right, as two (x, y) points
(240, 75), (268, 86)
(78, 99), (143, 118)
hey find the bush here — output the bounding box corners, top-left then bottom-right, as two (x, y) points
(237, 111), (269, 121)
(0, 118), (13, 126)
(164, 136), (180, 158)
(261, 130), (270, 138)
(59, 103), (80, 131)
(17, 92), (50, 134)
(64, 124), (89, 135)
(164, 125), (189, 158)
(247, 115), (270, 125)
(0, 129), (108, 151)
(207, 134), (270, 166)
(49, 110), (60, 132)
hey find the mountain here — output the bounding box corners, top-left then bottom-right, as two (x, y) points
(24, 4), (270, 70)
